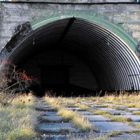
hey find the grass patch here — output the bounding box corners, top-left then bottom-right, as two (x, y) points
(132, 111), (140, 115)
(0, 93), (38, 140)
(104, 114), (132, 122)
(125, 103), (136, 108)
(107, 131), (122, 137)
(57, 108), (92, 131)
(93, 110), (109, 115)
(135, 124), (140, 129)
(76, 103), (89, 110)
(45, 96), (93, 131)
(57, 107), (76, 121)
(71, 114), (92, 131)
(90, 92), (140, 108)
(93, 110), (132, 122)
(7, 128), (35, 140)
(130, 122), (140, 129)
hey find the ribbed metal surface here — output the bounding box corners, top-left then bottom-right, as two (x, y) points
(2, 17), (140, 90)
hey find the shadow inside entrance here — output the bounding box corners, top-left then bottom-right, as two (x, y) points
(30, 84), (96, 97)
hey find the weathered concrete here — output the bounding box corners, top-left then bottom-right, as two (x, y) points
(92, 122), (138, 132)
(110, 134), (140, 140)
(37, 122), (78, 133)
(116, 115), (140, 122)
(84, 115), (111, 122)
(35, 98), (140, 139)
(98, 108), (131, 115)
(39, 115), (64, 123)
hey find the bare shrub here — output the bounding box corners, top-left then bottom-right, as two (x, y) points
(0, 60), (32, 106)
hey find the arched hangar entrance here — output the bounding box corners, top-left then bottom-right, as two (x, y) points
(2, 15), (140, 96)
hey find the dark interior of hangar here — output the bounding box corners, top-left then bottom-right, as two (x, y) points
(6, 17), (140, 96)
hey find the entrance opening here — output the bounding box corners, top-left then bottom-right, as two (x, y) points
(41, 66), (69, 87)
(41, 65), (69, 92)
(3, 17), (140, 97)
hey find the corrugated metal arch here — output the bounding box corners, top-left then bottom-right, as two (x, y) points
(1, 13), (140, 91)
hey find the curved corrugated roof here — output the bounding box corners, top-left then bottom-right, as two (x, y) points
(3, 17), (140, 90)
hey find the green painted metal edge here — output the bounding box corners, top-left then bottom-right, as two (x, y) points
(31, 13), (137, 52)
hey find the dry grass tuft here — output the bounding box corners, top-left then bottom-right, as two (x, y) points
(44, 96), (93, 131)
(76, 103), (89, 110)
(0, 93), (38, 140)
(57, 108), (76, 120)
(93, 110), (108, 115)
(132, 111), (140, 115)
(104, 114), (132, 122)
(71, 115), (91, 131)
(93, 110), (132, 122)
